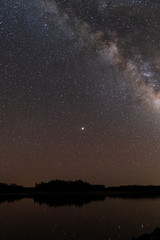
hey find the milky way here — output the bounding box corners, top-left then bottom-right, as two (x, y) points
(41, 0), (160, 112)
(1, 0), (160, 186)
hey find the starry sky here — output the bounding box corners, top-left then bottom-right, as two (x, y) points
(1, 0), (160, 186)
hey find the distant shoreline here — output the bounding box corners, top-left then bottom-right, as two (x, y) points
(1, 181), (160, 198)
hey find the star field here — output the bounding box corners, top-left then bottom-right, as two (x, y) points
(1, 0), (160, 186)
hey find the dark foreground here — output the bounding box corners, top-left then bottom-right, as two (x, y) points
(134, 228), (160, 240)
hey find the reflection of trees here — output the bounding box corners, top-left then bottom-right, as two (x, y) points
(0, 195), (25, 204)
(33, 194), (106, 207)
(0, 194), (106, 207)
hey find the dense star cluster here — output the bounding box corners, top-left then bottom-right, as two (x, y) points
(1, 0), (160, 186)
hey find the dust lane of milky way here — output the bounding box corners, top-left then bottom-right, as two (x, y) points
(1, 0), (160, 186)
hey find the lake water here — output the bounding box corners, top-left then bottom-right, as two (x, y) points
(0, 197), (160, 240)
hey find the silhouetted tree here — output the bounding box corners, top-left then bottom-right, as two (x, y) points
(34, 179), (105, 192)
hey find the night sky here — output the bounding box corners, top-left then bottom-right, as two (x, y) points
(1, 0), (160, 186)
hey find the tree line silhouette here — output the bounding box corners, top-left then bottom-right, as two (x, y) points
(1, 181), (160, 207)
(1, 181), (160, 195)
(0, 180), (105, 193)
(2, 180), (160, 199)
(35, 179), (105, 192)
(0, 183), (25, 193)
(0, 180), (106, 207)
(106, 185), (160, 198)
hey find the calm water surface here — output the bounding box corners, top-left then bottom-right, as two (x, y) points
(0, 197), (160, 240)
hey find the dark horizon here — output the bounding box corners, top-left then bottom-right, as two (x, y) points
(2, 179), (160, 190)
